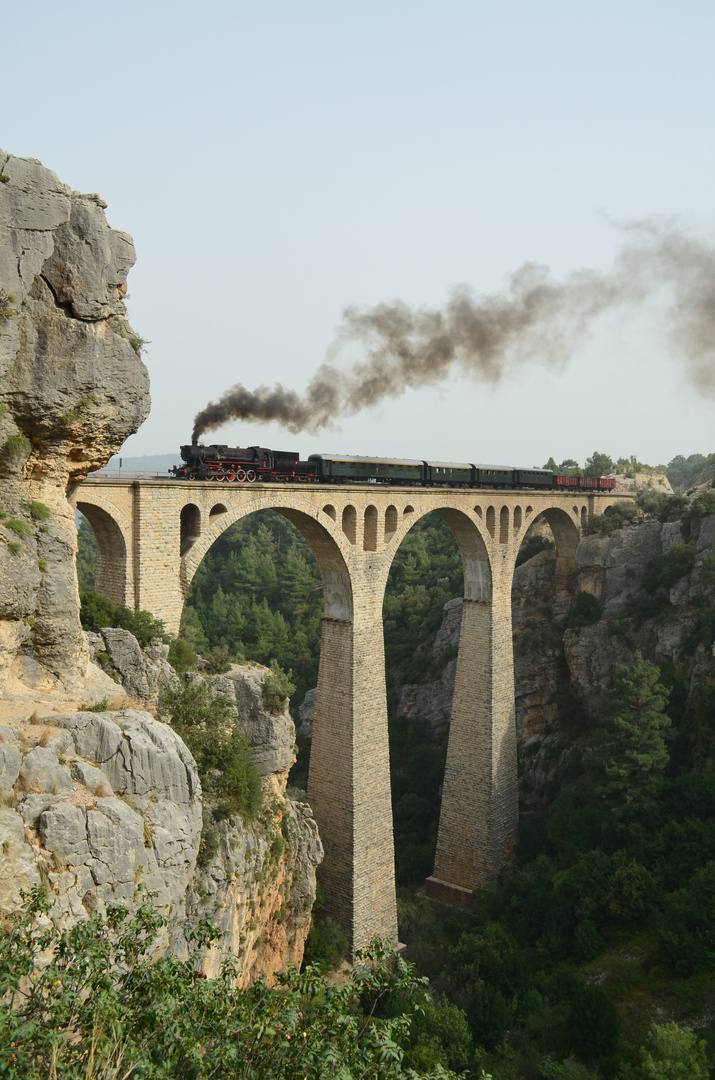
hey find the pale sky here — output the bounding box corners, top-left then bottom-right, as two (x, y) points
(4, 0), (715, 469)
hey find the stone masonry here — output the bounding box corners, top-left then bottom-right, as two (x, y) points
(72, 478), (633, 948)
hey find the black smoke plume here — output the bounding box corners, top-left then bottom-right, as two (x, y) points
(192, 221), (715, 441)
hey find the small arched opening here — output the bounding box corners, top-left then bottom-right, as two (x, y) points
(180, 504), (201, 557)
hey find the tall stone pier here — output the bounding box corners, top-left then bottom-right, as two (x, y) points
(74, 478), (626, 947)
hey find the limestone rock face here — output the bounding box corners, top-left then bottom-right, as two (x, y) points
(0, 151), (150, 700)
(1, 710), (202, 951)
(183, 664), (323, 983)
(87, 629), (176, 704)
(212, 666), (296, 778)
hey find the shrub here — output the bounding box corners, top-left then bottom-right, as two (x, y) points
(642, 544), (695, 593)
(6, 541), (22, 556)
(79, 591), (169, 646)
(0, 889), (447, 1080)
(167, 635), (197, 673)
(263, 658), (296, 711)
(0, 288), (16, 323)
(567, 591), (602, 628)
(303, 914), (351, 971)
(158, 677), (263, 822)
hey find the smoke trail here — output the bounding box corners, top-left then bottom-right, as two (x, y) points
(192, 221), (715, 441)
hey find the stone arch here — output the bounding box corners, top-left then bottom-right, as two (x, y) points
(499, 505), (509, 544)
(384, 505), (398, 542)
(363, 505), (378, 551)
(380, 503), (492, 604)
(180, 503), (201, 557)
(75, 500), (129, 606)
(342, 505), (357, 545)
(581, 506), (588, 531)
(181, 503), (353, 624)
(209, 503), (228, 518)
(540, 505), (581, 559)
(486, 505), (496, 538)
(513, 506), (522, 532)
(322, 504), (337, 521)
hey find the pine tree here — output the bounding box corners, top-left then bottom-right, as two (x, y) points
(593, 653), (671, 822)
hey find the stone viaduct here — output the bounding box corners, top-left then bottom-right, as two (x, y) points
(71, 477), (627, 950)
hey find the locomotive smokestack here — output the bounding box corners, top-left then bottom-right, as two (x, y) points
(192, 220), (715, 440)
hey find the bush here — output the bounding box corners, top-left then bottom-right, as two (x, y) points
(0, 889), (450, 1080)
(302, 915), (351, 971)
(80, 591), (169, 646)
(167, 635), (197, 673)
(567, 591), (602, 628)
(263, 658), (296, 711)
(642, 544), (695, 593)
(157, 677), (263, 822)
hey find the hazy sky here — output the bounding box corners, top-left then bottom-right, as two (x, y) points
(4, 0), (714, 468)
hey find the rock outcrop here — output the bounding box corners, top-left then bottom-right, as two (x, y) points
(184, 665), (323, 984)
(0, 658), (323, 980)
(0, 151), (150, 701)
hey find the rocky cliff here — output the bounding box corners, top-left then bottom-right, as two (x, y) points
(0, 152), (322, 982)
(0, 151), (150, 702)
(0, 654), (322, 981)
(387, 504), (715, 810)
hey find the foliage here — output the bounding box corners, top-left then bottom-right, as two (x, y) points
(591, 654), (671, 825)
(28, 500), (52, 520)
(642, 545), (695, 593)
(263, 658), (296, 711)
(588, 501), (639, 535)
(636, 1021), (710, 1079)
(4, 517), (33, 538)
(2, 432), (32, 461)
(79, 697), (109, 713)
(383, 514), (463, 685)
(0, 889), (455, 1080)
(107, 314), (149, 355)
(302, 914), (351, 971)
(661, 452), (715, 492)
(167, 634), (198, 673)
(185, 511), (323, 703)
(6, 541), (22, 556)
(75, 514), (98, 592)
(584, 451), (614, 478)
(566, 591), (602, 628)
(157, 676), (263, 821)
(657, 861), (715, 975)
(516, 523), (555, 567)
(80, 591), (169, 647)
(0, 287), (17, 323)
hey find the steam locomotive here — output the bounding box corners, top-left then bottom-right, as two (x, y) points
(171, 442), (616, 491)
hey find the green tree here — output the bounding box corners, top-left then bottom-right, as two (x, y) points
(592, 654), (671, 823)
(584, 451), (614, 478)
(637, 1021), (709, 1080)
(543, 456), (559, 472)
(0, 890), (457, 1080)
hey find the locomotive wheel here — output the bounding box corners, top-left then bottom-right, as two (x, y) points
(246, 469), (257, 482)
(223, 471), (235, 482)
(213, 469), (225, 481)
(236, 469), (246, 482)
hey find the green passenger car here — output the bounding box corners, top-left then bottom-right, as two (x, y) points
(424, 461), (473, 485)
(309, 454), (424, 484)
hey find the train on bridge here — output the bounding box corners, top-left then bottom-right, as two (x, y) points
(171, 442), (617, 491)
